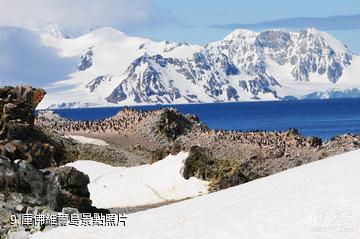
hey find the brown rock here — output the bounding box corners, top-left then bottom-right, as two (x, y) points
(29, 142), (56, 169)
(0, 85), (45, 140)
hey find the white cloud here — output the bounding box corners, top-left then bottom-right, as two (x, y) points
(0, 0), (165, 30)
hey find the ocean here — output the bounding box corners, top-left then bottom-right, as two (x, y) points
(51, 98), (360, 140)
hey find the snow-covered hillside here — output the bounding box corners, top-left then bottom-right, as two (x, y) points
(65, 152), (209, 208)
(0, 26), (360, 108)
(32, 149), (360, 239)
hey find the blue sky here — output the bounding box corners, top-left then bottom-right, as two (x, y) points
(128, 0), (360, 53)
(1, 0), (360, 52)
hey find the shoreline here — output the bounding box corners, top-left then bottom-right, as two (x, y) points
(36, 98), (360, 140)
(39, 97), (360, 111)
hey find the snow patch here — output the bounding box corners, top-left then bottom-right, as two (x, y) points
(64, 135), (109, 146)
(66, 152), (209, 208)
(33, 149), (360, 239)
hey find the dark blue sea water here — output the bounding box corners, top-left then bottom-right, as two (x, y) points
(51, 99), (360, 140)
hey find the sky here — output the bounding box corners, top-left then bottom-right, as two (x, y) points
(135, 0), (360, 52)
(0, 0), (360, 52)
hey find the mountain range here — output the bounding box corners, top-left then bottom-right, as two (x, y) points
(0, 25), (359, 109)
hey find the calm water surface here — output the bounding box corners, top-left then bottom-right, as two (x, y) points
(51, 99), (360, 139)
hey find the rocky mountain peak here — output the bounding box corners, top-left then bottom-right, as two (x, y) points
(78, 47), (94, 71)
(3, 26), (357, 109)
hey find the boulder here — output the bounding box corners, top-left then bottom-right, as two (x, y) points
(45, 166), (92, 211)
(0, 155), (94, 212)
(0, 157), (61, 209)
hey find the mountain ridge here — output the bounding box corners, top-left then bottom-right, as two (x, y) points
(0, 25), (359, 109)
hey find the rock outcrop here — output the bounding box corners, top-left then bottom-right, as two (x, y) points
(154, 108), (203, 141)
(0, 86), (45, 140)
(0, 86), (61, 169)
(0, 85), (103, 238)
(44, 167), (92, 211)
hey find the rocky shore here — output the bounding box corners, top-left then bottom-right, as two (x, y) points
(36, 102), (360, 192)
(3, 85), (360, 238)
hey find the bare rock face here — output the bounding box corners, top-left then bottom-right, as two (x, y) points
(45, 167), (92, 211)
(0, 85), (97, 209)
(0, 85), (104, 238)
(0, 157), (61, 210)
(0, 86), (58, 169)
(0, 86), (45, 140)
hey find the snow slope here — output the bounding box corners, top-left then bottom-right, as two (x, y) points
(66, 152), (209, 208)
(33, 149), (360, 239)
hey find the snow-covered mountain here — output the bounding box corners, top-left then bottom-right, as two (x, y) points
(0, 26), (359, 109)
